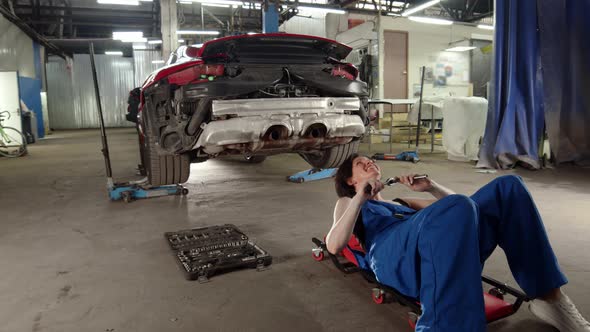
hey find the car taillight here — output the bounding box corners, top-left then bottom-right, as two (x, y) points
(332, 64), (358, 80)
(168, 64), (225, 85)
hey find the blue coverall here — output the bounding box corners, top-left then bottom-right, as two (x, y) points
(359, 175), (568, 331)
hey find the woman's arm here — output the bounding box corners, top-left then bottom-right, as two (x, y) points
(325, 196), (363, 254)
(397, 176), (455, 199)
(326, 180), (384, 254)
(426, 180), (455, 199)
(395, 177), (455, 210)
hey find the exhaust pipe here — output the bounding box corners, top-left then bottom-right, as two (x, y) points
(264, 126), (289, 141)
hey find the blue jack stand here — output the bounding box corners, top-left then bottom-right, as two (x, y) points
(372, 151), (420, 163)
(89, 43), (188, 204)
(287, 168), (338, 183)
(108, 178), (188, 203)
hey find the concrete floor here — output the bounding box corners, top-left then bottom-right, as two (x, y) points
(1, 128), (589, 332)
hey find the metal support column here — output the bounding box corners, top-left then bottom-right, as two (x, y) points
(160, 0), (177, 59)
(262, 0), (279, 33)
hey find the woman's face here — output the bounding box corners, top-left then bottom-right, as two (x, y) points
(347, 156), (381, 188)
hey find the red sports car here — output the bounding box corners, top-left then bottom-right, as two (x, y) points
(138, 33), (368, 185)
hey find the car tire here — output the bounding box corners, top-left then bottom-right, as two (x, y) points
(142, 112), (190, 186)
(244, 155), (267, 163)
(300, 139), (360, 169)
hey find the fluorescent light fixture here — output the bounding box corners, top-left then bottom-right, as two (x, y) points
(298, 6), (346, 14)
(113, 31), (147, 42)
(445, 46), (476, 52)
(190, 0), (242, 5)
(408, 16), (453, 25)
(113, 31), (143, 39)
(477, 24), (494, 30)
(191, 43), (204, 47)
(152, 60), (165, 64)
(148, 40), (162, 44)
(105, 51), (123, 55)
(132, 45), (148, 50)
(178, 39), (185, 43)
(180, 1), (193, 3)
(402, 0), (440, 16)
(176, 30), (220, 35)
(247, 32), (257, 35)
(97, 0), (139, 5)
(119, 38), (147, 43)
(387, 12), (401, 16)
(202, 3), (230, 7)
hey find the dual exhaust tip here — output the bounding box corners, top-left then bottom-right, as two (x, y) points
(264, 124), (327, 141)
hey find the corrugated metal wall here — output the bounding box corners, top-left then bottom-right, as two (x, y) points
(0, 15), (36, 78)
(47, 54), (135, 129)
(133, 50), (162, 86)
(279, 10), (327, 37)
(46, 57), (76, 128)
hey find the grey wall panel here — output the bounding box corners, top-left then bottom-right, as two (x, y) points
(0, 15), (36, 78)
(46, 54), (135, 129)
(46, 57), (76, 129)
(133, 50), (162, 87)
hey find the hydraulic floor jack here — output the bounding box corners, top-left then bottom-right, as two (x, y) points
(287, 168), (338, 183)
(89, 43), (188, 203)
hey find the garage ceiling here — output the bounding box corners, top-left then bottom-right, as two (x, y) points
(1, 0), (493, 56)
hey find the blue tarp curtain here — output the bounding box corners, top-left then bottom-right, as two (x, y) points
(537, 0), (590, 166)
(478, 0), (590, 169)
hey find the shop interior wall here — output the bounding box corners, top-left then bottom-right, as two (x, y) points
(0, 15), (45, 138)
(279, 9), (328, 37)
(333, 16), (493, 100)
(46, 54), (135, 129)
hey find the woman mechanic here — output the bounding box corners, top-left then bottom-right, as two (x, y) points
(326, 154), (589, 332)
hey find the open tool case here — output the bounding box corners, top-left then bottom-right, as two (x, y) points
(165, 224), (272, 282)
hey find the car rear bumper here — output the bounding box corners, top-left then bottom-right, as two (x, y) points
(194, 97), (365, 154)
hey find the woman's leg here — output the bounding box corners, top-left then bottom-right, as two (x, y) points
(470, 175), (568, 298)
(413, 195), (486, 332)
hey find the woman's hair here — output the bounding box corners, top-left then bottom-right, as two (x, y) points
(334, 153), (361, 198)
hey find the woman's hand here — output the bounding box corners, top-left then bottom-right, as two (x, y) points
(398, 174), (434, 192)
(355, 178), (384, 202)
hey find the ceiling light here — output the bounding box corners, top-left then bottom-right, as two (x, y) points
(97, 0), (139, 5)
(113, 31), (143, 39)
(202, 3), (230, 7)
(189, 0), (243, 5)
(298, 6), (346, 14)
(387, 12), (401, 16)
(105, 51), (123, 55)
(477, 24), (494, 30)
(402, 0), (440, 16)
(176, 30), (220, 35)
(152, 60), (165, 64)
(132, 45), (148, 50)
(148, 40), (162, 44)
(246, 32), (257, 35)
(120, 38), (147, 43)
(445, 46), (476, 52)
(180, 1), (193, 3)
(192, 43), (204, 47)
(408, 16), (453, 25)
(178, 39), (185, 43)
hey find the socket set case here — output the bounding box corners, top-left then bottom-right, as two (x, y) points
(165, 224), (272, 282)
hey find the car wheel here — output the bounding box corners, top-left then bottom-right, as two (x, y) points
(300, 140), (359, 169)
(244, 155), (267, 163)
(142, 112), (190, 186)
